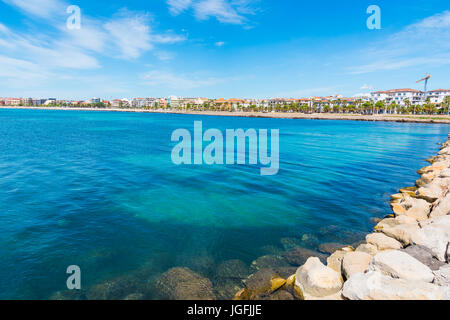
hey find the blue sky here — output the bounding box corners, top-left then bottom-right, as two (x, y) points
(0, 0), (449, 100)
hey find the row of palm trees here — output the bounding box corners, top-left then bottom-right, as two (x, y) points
(138, 96), (450, 115)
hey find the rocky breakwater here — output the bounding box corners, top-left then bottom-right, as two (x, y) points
(235, 134), (450, 301)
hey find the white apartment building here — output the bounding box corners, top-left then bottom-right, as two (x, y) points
(428, 89), (450, 104)
(370, 89), (424, 106)
(132, 97), (159, 108)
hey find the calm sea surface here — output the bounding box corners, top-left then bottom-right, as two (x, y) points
(0, 109), (448, 299)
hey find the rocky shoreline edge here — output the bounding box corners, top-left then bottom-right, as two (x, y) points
(232, 134), (450, 301)
(50, 134), (450, 301)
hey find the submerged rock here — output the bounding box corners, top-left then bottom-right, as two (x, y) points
(243, 268), (286, 299)
(283, 247), (327, 266)
(86, 274), (144, 300)
(295, 257), (343, 298)
(123, 293), (145, 300)
(250, 255), (290, 272)
(154, 267), (215, 300)
(215, 259), (249, 282)
(318, 242), (345, 255)
(342, 271), (442, 300)
(280, 238), (303, 251)
(49, 290), (87, 300)
(255, 290), (294, 300)
(213, 259), (249, 300)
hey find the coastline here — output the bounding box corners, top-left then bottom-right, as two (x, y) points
(2, 106), (450, 124)
(232, 135), (450, 300)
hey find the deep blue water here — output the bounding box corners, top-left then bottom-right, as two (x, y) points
(0, 109), (448, 299)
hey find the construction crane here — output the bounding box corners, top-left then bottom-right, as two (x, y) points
(417, 73), (432, 102)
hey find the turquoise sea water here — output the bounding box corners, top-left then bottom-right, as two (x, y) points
(0, 109), (448, 299)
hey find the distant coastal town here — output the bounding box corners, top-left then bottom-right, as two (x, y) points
(1, 88), (450, 115)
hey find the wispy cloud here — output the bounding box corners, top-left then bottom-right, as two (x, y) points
(2, 0), (66, 19)
(215, 41), (225, 47)
(350, 10), (450, 74)
(104, 13), (153, 59)
(360, 84), (373, 90)
(167, 0), (257, 24)
(0, 0), (187, 81)
(167, 0), (192, 15)
(142, 70), (222, 90)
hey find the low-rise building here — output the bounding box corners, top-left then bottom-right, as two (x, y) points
(428, 89), (450, 104)
(370, 89), (424, 106)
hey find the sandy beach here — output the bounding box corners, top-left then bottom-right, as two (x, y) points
(2, 106), (450, 124)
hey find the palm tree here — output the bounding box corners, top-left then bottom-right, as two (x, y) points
(445, 96), (450, 116)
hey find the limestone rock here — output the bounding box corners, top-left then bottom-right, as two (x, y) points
(355, 243), (378, 256)
(369, 250), (434, 282)
(295, 257), (343, 298)
(381, 223), (420, 246)
(416, 173), (434, 188)
(366, 233), (403, 250)
(430, 191), (450, 217)
(375, 216), (417, 230)
(439, 168), (450, 178)
(433, 264), (450, 287)
(342, 271), (442, 300)
(326, 250), (346, 274)
(410, 217), (450, 262)
(401, 245), (446, 271)
(342, 252), (372, 280)
(416, 178), (450, 203)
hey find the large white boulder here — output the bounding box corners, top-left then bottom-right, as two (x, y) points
(342, 252), (372, 279)
(366, 233), (403, 250)
(410, 216), (450, 262)
(433, 264), (450, 287)
(430, 192), (450, 217)
(295, 257), (343, 298)
(369, 250), (434, 282)
(342, 271), (442, 300)
(326, 250), (347, 274)
(355, 243), (378, 256)
(416, 178), (450, 203)
(381, 223), (420, 246)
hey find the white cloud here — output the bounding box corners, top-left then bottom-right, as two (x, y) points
(167, 0), (192, 15)
(215, 41), (225, 47)
(142, 70), (221, 90)
(167, 0), (256, 24)
(360, 84), (373, 90)
(104, 14), (153, 59)
(2, 0), (66, 19)
(350, 11), (450, 74)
